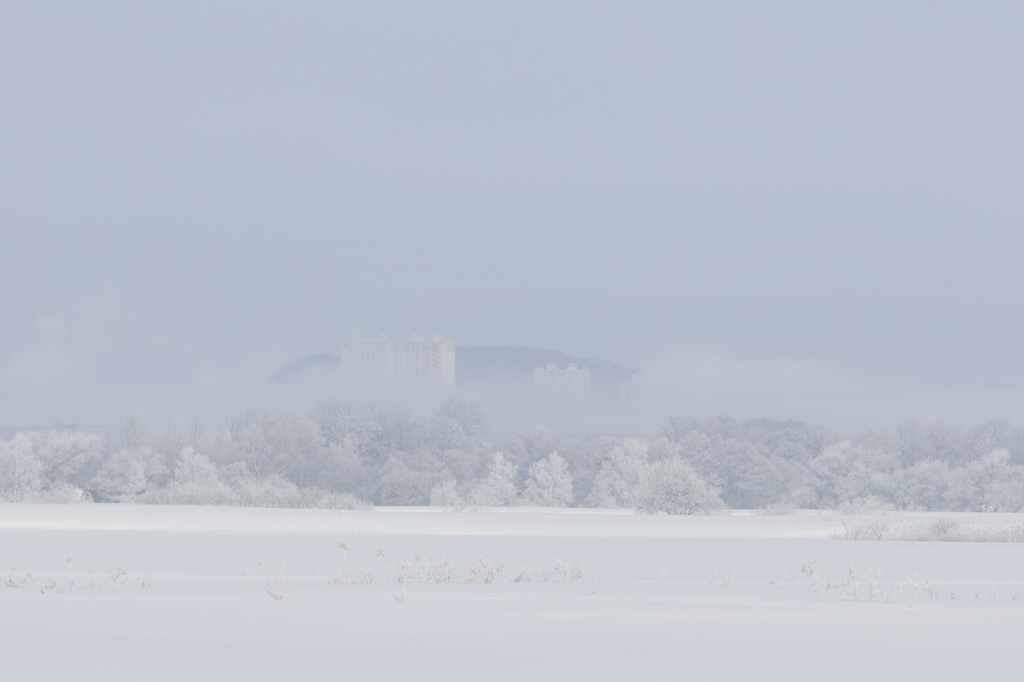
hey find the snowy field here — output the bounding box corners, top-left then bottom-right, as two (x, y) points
(1, 505), (1023, 681)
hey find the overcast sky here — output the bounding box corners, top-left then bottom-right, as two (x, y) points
(1, 2), (1022, 429)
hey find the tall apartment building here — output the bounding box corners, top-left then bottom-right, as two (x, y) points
(533, 362), (591, 396)
(394, 334), (456, 386)
(339, 335), (392, 376)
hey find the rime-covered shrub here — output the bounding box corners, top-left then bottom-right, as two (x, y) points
(231, 472), (301, 507)
(429, 479), (462, 508)
(289, 488), (367, 510)
(24, 483), (92, 504)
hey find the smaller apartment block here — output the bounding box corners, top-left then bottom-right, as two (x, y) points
(533, 362), (591, 396)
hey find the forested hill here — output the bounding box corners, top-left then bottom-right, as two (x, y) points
(455, 346), (633, 392)
(275, 352), (339, 382)
(275, 345), (634, 392)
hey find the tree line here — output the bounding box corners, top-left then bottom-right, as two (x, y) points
(1, 400), (1022, 513)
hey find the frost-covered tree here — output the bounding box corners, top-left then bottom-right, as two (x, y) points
(318, 440), (373, 499)
(428, 416), (478, 482)
(503, 429), (562, 478)
(166, 447), (231, 505)
(90, 447), (167, 502)
(228, 409), (326, 485)
(436, 399), (487, 437)
(119, 411), (149, 450)
(524, 452), (573, 507)
(674, 430), (716, 472)
(945, 450), (1024, 512)
(470, 452), (519, 506)
(376, 456), (428, 505)
(806, 442), (876, 508)
(585, 439), (722, 515)
(33, 430), (103, 489)
(311, 401), (388, 455)
(901, 459), (951, 510)
(562, 435), (619, 503)
(641, 459), (723, 515)
(0, 434), (42, 501)
(588, 439), (650, 508)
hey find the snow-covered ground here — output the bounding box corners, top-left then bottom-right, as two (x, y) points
(1, 505), (1022, 681)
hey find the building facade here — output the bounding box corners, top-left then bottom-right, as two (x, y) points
(342, 333), (455, 386)
(618, 372), (639, 402)
(394, 334), (456, 386)
(339, 334), (392, 376)
(533, 362), (591, 396)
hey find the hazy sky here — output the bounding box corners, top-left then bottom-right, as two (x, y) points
(2, 2), (1022, 428)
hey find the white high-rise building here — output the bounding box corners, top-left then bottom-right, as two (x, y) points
(340, 333), (456, 386)
(533, 362), (591, 396)
(394, 334), (456, 386)
(340, 334), (392, 376)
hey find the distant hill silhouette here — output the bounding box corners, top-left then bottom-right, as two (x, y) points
(276, 345), (633, 393)
(274, 352), (339, 382)
(455, 346), (633, 393)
